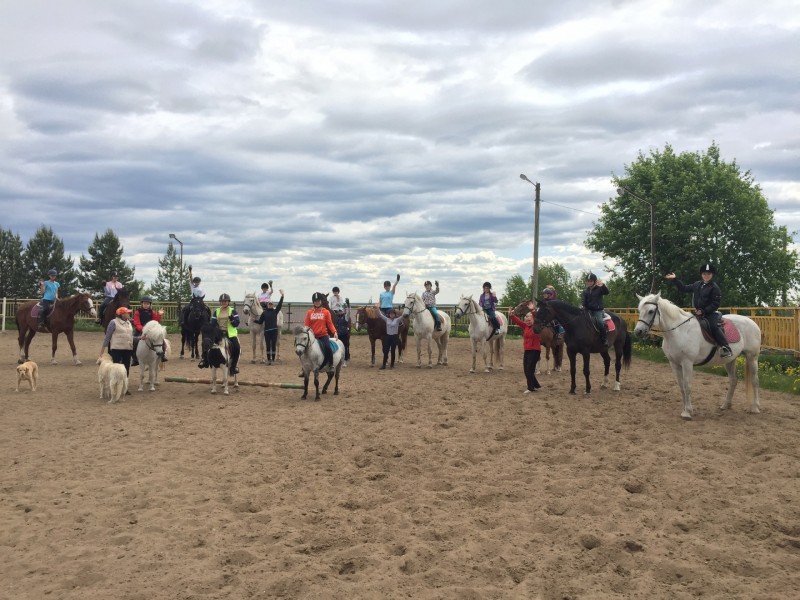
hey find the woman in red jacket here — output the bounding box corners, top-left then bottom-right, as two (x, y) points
(509, 308), (542, 393)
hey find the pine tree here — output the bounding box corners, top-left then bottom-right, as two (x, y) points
(24, 225), (79, 295)
(78, 229), (143, 299)
(150, 242), (188, 302)
(0, 227), (29, 297)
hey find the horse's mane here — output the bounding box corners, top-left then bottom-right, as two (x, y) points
(61, 292), (90, 308)
(548, 299), (582, 316)
(142, 319), (165, 340)
(649, 294), (691, 321)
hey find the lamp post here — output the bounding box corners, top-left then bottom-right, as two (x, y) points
(616, 187), (656, 293)
(169, 234), (184, 321)
(520, 174), (541, 300)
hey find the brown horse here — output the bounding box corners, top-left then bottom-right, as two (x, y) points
(513, 301), (564, 374)
(100, 288), (131, 329)
(16, 293), (97, 365)
(354, 306), (408, 367)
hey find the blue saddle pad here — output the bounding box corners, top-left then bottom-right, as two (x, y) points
(328, 339), (340, 353)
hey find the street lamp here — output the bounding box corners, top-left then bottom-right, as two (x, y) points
(169, 234), (184, 320)
(520, 174), (541, 300)
(616, 187), (656, 293)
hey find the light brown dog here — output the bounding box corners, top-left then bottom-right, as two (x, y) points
(16, 360), (39, 392)
(96, 354), (128, 403)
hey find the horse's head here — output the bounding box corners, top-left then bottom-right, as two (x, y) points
(513, 300), (536, 318)
(201, 322), (222, 352)
(634, 292), (663, 337)
(454, 295), (474, 318)
(80, 293), (97, 317)
(533, 300), (553, 334)
(354, 307), (368, 331)
(294, 325), (314, 356)
(402, 292), (421, 318)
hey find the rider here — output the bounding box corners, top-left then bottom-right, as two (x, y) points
(182, 265), (206, 327)
(131, 295), (166, 367)
(97, 271), (123, 324)
(38, 268), (60, 332)
(258, 281), (273, 308)
(582, 273), (609, 347)
(379, 274), (400, 316)
(208, 293), (241, 375)
(665, 263), (731, 358)
(422, 280), (442, 331)
(304, 292), (338, 374)
(329, 286), (346, 314)
(479, 281), (501, 340)
(329, 286), (351, 366)
(256, 288), (284, 365)
(541, 285), (564, 338)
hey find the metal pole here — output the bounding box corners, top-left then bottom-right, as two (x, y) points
(520, 174), (541, 300)
(169, 234), (184, 324)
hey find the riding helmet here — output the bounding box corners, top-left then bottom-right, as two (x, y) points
(332, 286), (340, 293)
(699, 263), (716, 274)
(586, 273), (597, 282)
(47, 268), (57, 275)
(192, 277), (201, 284)
(219, 293), (231, 302)
(424, 281), (432, 286)
(542, 286), (555, 297)
(312, 292), (325, 302)
(141, 295), (153, 303)
(483, 281), (492, 289)
(111, 271), (119, 277)
(261, 282), (269, 289)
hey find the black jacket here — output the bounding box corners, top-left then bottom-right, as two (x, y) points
(256, 296), (284, 330)
(582, 284), (609, 311)
(672, 279), (721, 315)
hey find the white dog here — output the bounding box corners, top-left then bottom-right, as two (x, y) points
(16, 360), (39, 392)
(96, 354), (129, 403)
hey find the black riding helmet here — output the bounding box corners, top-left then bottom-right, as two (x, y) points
(699, 263), (716, 274)
(219, 293), (231, 302)
(586, 273), (598, 282)
(192, 277), (201, 284)
(312, 292), (325, 302)
(141, 295), (153, 303)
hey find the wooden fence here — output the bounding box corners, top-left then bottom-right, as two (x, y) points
(2, 298), (798, 355)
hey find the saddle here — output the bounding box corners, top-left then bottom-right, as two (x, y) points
(698, 315), (741, 344)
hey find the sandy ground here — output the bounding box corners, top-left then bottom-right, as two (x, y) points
(1, 330), (799, 600)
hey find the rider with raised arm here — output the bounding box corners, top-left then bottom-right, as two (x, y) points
(422, 280), (442, 331)
(378, 274), (400, 316)
(582, 273), (609, 347)
(665, 263), (731, 357)
(479, 281), (501, 340)
(97, 271), (123, 324)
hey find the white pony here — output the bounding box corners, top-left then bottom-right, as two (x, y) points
(454, 295), (508, 373)
(294, 326), (343, 401)
(136, 320), (169, 392)
(242, 292), (284, 363)
(634, 292), (762, 420)
(200, 323), (238, 395)
(401, 292), (450, 368)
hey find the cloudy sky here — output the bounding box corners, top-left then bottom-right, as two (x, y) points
(1, 0), (798, 304)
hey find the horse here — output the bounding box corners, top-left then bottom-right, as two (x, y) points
(180, 296), (210, 360)
(534, 299), (632, 395)
(513, 301), (564, 374)
(200, 322), (238, 395)
(401, 292), (450, 368)
(242, 292), (284, 364)
(136, 320), (169, 392)
(294, 325), (343, 401)
(333, 308), (351, 367)
(634, 292), (762, 420)
(354, 306), (408, 367)
(16, 292), (97, 365)
(101, 288), (131, 330)
(454, 295), (508, 373)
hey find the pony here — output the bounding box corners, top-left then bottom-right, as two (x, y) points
(200, 322), (238, 395)
(354, 306), (408, 367)
(242, 292), (284, 363)
(100, 287), (131, 330)
(634, 292), (762, 420)
(180, 296), (210, 360)
(294, 325), (343, 401)
(513, 301), (564, 374)
(534, 299), (632, 394)
(454, 295), (507, 373)
(136, 320), (169, 392)
(16, 292), (96, 365)
(401, 292), (450, 368)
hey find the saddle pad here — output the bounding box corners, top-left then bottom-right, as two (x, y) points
(602, 314), (616, 333)
(31, 303), (42, 318)
(700, 318), (741, 344)
(496, 313), (505, 327)
(328, 339), (340, 353)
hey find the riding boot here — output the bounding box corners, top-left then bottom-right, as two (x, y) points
(598, 326), (609, 347)
(714, 326), (732, 357)
(131, 339), (139, 366)
(38, 319), (47, 332)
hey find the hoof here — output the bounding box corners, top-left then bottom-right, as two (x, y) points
(334, 390), (339, 395)
(51, 359), (58, 365)
(250, 359), (256, 364)
(681, 414), (693, 421)
(469, 368), (475, 374)
(138, 386), (144, 392)
(224, 390), (229, 395)
(211, 389), (217, 394)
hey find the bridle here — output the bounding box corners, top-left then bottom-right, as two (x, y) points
(295, 328), (312, 355)
(455, 297), (478, 318)
(638, 299), (695, 333)
(403, 294), (426, 317)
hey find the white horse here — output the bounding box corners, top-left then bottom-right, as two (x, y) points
(294, 326), (343, 401)
(136, 320), (169, 392)
(454, 295), (508, 373)
(401, 292), (450, 368)
(200, 323), (238, 395)
(242, 292), (284, 364)
(634, 292), (762, 420)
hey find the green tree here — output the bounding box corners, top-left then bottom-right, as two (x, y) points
(24, 225), (79, 295)
(78, 229), (143, 299)
(587, 143), (800, 306)
(500, 262), (580, 306)
(0, 227), (29, 297)
(150, 242), (187, 302)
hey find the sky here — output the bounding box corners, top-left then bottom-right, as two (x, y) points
(1, 0), (798, 304)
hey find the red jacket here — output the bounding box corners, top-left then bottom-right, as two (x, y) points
(133, 308), (162, 334)
(510, 313), (541, 351)
(304, 308), (336, 338)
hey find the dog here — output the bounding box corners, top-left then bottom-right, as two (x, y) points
(15, 360), (38, 392)
(96, 354), (129, 403)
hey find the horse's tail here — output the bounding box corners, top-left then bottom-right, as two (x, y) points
(622, 331), (632, 370)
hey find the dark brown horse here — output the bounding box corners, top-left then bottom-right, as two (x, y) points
(513, 301), (564, 374)
(100, 288), (131, 330)
(16, 293), (97, 365)
(354, 306), (408, 367)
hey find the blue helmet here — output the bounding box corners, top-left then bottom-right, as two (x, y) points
(48, 268), (57, 276)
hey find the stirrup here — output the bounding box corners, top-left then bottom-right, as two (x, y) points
(719, 346), (732, 357)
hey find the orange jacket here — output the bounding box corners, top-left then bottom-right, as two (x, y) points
(304, 308), (336, 338)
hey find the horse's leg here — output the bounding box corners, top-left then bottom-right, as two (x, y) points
(321, 371), (334, 394)
(582, 352), (592, 394)
(415, 332), (423, 368)
(370, 338), (376, 366)
(66, 329), (83, 364)
(301, 371), (310, 400)
(313, 369), (321, 401)
(497, 336), (504, 370)
(250, 330), (257, 363)
(669, 359), (694, 420)
(566, 348), (578, 394)
(426, 333), (433, 368)
(222, 363), (229, 395)
(469, 338), (478, 373)
(440, 333), (448, 366)
(745, 352), (761, 414)
(484, 338), (492, 372)
(333, 367), (340, 396)
(612, 339), (623, 391)
(20, 328), (35, 363)
(600, 350), (611, 389)
(720, 359), (738, 411)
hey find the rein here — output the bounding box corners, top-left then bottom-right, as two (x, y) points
(405, 295), (427, 316)
(639, 300), (695, 333)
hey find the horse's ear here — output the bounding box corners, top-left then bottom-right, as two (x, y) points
(636, 293), (643, 301)
(654, 292), (661, 300)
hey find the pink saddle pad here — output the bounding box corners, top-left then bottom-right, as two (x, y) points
(31, 303), (42, 318)
(722, 318), (741, 343)
(603, 314), (616, 333)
